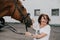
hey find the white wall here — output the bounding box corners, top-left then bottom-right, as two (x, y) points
(4, 0), (60, 24)
(21, 0), (60, 24)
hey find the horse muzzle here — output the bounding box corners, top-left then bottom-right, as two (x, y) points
(24, 18), (32, 28)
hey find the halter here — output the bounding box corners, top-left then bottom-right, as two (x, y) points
(12, 0), (30, 31)
(12, 0), (28, 20)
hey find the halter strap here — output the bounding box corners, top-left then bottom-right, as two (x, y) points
(12, 0), (27, 20)
(13, 0), (29, 31)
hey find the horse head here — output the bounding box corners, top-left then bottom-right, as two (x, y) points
(0, 0), (32, 32)
(11, 0), (33, 30)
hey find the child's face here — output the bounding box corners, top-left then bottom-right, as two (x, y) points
(40, 16), (48, 25)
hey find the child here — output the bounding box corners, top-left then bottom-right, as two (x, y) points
(25, 14), (51, 40)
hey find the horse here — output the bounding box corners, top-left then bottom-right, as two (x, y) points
(0, 0), (32, 32)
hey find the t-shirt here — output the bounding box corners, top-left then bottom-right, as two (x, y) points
(32, 22), (51, 40)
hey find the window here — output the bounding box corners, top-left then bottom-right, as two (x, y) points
(51, 9), (59, 16)
(34, 9), (40, 16)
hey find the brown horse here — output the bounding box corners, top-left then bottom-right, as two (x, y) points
(0, 0), (32, 31)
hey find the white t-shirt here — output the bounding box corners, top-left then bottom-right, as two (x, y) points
(32, 22), (51, 40)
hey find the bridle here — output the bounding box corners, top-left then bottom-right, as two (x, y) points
(12, 0), (30, 31)
(12, 0), (29, 20)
